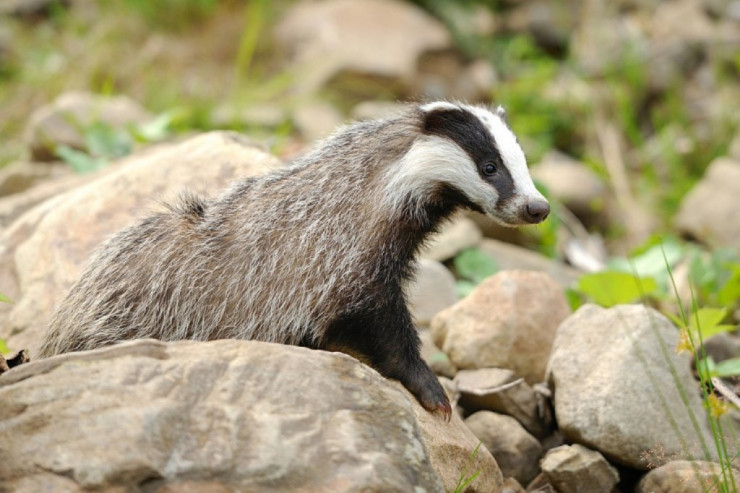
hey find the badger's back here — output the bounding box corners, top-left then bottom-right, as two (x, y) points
(40, 113), (421, 357)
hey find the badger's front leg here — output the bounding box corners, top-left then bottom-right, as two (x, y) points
(324, 303), (452, 420)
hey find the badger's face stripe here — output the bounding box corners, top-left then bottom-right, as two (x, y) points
(415, 103), (547, 225)
(422, 106), (516, 201)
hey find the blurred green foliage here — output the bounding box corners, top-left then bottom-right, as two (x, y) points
(453, 248), (499, 298)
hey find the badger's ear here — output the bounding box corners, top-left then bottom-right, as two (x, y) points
(495, 105), (507, 123)
(421, 105), (468, 136)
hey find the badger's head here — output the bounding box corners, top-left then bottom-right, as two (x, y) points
(388, 101), (549, 227)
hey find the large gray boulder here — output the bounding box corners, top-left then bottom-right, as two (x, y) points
(0, 132), (281, 357)
(0, 339), (502, 492)
(547, 304), (716, 469)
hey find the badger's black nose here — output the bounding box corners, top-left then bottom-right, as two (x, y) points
(523, 200), (550, 224)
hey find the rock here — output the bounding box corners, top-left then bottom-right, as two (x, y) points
(0, 0), (70, 19)
(675, 157), (740, 252)
(455, 59), (498, 102)
(730, 132), (740, 161)
(420, 215), (483, 262)
(701, 332), (740, 364)
(530, 151), (609, 227)
(465, 411), (543, 485)
(415, 52), (497, 103)
(570, 2), (645, 76)
(646, 0), (715, 91)
(466, 237), (580, 288)
(419, 329), (457, 379)
(540, 444), (619, 493)
(396, 381), (504, 493)
(0, 160), (74, 198)
(210, 103), (288, 129)
(407, 258), (458, 327)
(525, 473), (557, 492)
(431, 270), (570, 384)
(500, 0), (581, 55)
(546, 304), (717, 469)
(24, 91), (153, 161)
(0, 339), (446, 491)
(292, 102), (345, 143)
(455, 368), (552, 439)
(0, 169), (97, 228)
(0, 132), (282, 357)
(636, 460), (740, 492)
(273, 0), (451, 95)
(351, 101), (407, 121)
(501, 476), (526, 493)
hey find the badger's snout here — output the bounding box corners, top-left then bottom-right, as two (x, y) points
(522, 199), (550, 224)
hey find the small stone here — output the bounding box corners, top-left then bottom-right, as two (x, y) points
(407, 259), (458, 327)
(501, 476), (525, 493)
(210, 103), (287, 128)
(431, 270), (570, 384)
(0, 161), (73, 198)
(24, 91), (153, 161)
(636, 460), (740, 492)
(540, 444), (619, 493)
(530, 151), (608, 227)
(465, 411), (543, 485)
(455, 368), (551, 439)
(675, 157), (740, 252)
(418, 329), (456, 379)
(292, 102), (344, 143)
(467, 237), (580, 288)
(351, 101), (406, 121)
(273, 0), (451, 93)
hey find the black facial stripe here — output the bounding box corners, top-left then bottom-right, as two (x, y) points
(422, 107), (516, 205)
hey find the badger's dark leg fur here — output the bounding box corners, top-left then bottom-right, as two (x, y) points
(323, 289), (451, 419)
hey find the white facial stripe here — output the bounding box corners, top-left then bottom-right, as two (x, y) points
(464, 104), (545, 203)
(420, 101), (460, 113)
(383, 135), (498, 215)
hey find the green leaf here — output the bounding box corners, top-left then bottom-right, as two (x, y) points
(133, 113), (172, 142)
(717, 265), (740, 306)
(608, 239), (684, 283)
(565, 287), (585, 312)
(453, 248), (498, 284)
(84, 122), (132, 159)
(0, 339), (9, 356)
(690, 307), (733, 340)
(577, 271), (658, 308)
(455, 280), (478, 300)
(713, 357), (740, 378)
(56, 145), (108, 174)
(0, 292), (11, 303)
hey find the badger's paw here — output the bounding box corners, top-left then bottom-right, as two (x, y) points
(404, 362), (452, 422)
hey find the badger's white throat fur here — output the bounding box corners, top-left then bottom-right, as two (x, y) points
(40, 101), (548, 419)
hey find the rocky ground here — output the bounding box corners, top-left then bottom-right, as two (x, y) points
(1, 0), (739, 492)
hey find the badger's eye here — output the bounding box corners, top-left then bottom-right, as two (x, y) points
(482, 162), (497, 176)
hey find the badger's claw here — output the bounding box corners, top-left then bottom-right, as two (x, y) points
(434, 398), (453, 422)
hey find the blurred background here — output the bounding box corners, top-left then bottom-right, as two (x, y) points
(0, 0), (739, 315)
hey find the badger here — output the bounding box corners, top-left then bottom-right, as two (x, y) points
(40, 101), (549, 418)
